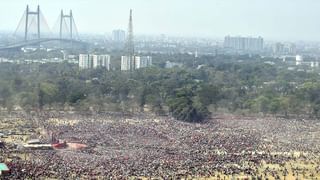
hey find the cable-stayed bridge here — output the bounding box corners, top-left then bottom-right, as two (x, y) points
(0, 5), (86, 51)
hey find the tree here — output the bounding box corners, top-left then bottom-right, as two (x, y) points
(298, 82), (320, 117)
(278, 96), (290, 117)
(38, 82), (59, 109)
(198, 84), (222, 109)
(269, 97), (280, 115)
(0, 82), (13, 111)
(253, 95), (270, 115)
(168, 86), (210, 123)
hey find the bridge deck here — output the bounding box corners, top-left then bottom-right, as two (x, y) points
(0, 38), (87, 50)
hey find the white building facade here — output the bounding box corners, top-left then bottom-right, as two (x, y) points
(79, 54), (92, 70)
(224, 36), (264, 52)
(121, 56), (134, 71)
(93, 55), (111, 70)
(121, 56), (153, 71)
(135, 56), (152, 69)
(79, 54), (111, 70)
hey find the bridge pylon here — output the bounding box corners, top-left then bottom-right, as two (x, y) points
(14, 5), (51, 41)
(59, 10), (78, 40)
(25, 5), (41, 41)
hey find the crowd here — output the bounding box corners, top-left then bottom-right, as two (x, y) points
(1, 111), (320, 179)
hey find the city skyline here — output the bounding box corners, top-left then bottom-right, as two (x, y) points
(1, 0), (320, 41)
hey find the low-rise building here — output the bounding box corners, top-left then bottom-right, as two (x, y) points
(0, 163), (10, 176)
(165, 61), (183, 68)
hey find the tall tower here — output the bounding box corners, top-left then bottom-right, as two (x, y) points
(121, 9), (136, 71)
(24, 5), (41, 41)
(126, 9), (134, 57)
(59, 10), (76, 39)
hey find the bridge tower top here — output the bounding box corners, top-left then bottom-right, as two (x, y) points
(14, 5), (78, 41)
(25, 5), (41, 41)
(59, 10), (78, 40)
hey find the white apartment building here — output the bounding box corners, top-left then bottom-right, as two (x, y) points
(121, 56), (153, 71)
(121, 56), (135, 71)
(135, 56), (152, 69)
(79, 54), (92, 70)
(93, 55), (111, 70)
(224, 36), (264, 52)
(79, 54), (111, 70)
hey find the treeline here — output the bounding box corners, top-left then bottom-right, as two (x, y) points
(0, 59), (320, 122)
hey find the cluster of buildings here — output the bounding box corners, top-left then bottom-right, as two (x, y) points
(79, 11), (153, 72)
(273, 42), (297, 55)
(224, 36), (264, 52)
(78, 54), (153, 71)
(79, 54), (111, 70)
(294, 55), (319, 67)
(280, 55), (320, 70)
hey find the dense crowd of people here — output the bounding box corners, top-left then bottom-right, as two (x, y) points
(1, 111), (320, 179)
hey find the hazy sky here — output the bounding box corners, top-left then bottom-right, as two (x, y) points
(1, 0), (320, 41)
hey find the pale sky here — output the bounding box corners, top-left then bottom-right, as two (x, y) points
(1, 0), (320, 41)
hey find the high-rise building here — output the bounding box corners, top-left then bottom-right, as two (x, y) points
(121, 56), (152, 71)
(224, 36), (264, 52)
(112, 29), (126, 42)
(79, 54), (111, 70)
(93, 55), (111, 70)
(79, 54), (92, 69)
(135, 56), (152, 69)
(287, 43), (297, 55)
(273, 43), (285, 55)
(121, 56), (134, 71)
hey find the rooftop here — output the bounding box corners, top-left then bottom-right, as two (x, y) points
(0, 163), (9, 171)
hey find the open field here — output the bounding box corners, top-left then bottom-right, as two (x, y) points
(1, 111), (320, 179)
